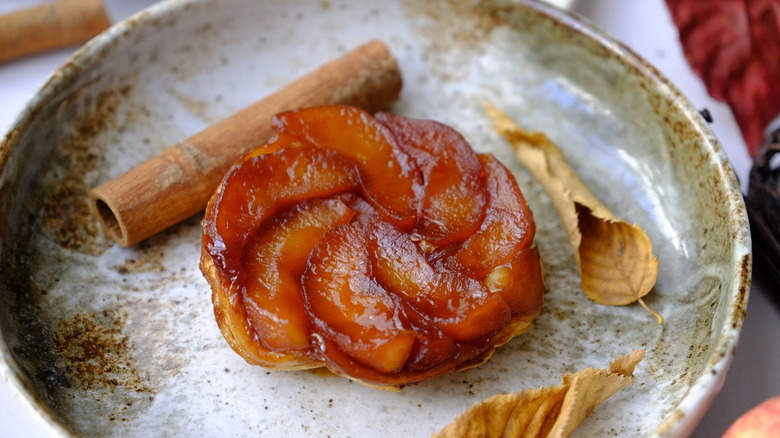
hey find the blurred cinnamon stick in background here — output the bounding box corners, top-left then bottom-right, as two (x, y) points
(0, 0), (110, 63)
(91, 40), (403, 247)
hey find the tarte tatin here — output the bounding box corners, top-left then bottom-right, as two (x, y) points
(200, 105), (544, 389)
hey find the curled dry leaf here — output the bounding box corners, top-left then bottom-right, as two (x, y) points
(484, 104), (662, 324)
(433, 349), (645, 438)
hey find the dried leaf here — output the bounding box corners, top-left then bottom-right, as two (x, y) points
(485, 104), (662, 323)
(434, 349), (645, 438)
(666, 0), (780, 157)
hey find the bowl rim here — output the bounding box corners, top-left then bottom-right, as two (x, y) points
(0, 2), (198, 435)
(0, 0), (752, 436)
(517, 2), (752, 436)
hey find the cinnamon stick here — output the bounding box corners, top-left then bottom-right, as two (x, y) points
(91, 40), (403, 246)
(0, 0), (110, 63)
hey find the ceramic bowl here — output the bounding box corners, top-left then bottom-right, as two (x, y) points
(0, 0), (751, 436)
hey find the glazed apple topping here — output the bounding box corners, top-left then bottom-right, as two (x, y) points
(200, 105), (544, 388)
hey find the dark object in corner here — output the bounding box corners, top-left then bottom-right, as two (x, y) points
(699, 108), (713, 123)
(746, 127), (780, 288)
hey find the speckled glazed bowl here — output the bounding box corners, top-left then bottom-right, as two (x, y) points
(0, 0), (751, 436)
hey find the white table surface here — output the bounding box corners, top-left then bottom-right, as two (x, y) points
(1, 0), (778, 436)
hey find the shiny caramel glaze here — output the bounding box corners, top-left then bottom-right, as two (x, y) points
(200, 105), (543, 388)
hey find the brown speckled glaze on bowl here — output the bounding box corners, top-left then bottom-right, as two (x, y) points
(0, 0), (751, 436)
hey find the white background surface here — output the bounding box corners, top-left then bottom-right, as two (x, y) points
(1, 0), (778, 437)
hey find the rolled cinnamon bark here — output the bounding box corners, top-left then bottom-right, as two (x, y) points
(0, 0), (110, 64)
(91, 40), (403, 246)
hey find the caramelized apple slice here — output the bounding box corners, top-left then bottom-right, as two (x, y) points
(302, 221), (416, 374)
(203, 145), (360, 281)
(456, 154), (536, 278)
(202, 145), (359, 368)
(242, 198), (355, 352)
(376, 113), (488, 246)
(484, 246), (544, 320)
(273, 106), (419, 230)
(370, 219), (511, 341)
(207, 264), (305, 367)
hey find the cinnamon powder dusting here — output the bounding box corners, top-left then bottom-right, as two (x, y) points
(54, 309), (150, 393)
(40, 86), (132, 255)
